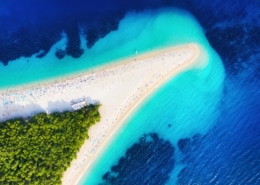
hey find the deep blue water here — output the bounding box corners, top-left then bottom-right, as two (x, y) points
(176, 65), (260, 185)
(1, 0), (259, 185)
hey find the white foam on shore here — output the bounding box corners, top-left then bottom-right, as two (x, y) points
(0, 43), (204, 184)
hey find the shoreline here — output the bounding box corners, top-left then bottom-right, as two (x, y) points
(0, 43), (205, 185)
(61, 43), (204, 185)
(0, 43), (192, 93)
(74, 44), (204, 185)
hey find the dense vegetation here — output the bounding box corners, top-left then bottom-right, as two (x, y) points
(0, 104), (101, 185)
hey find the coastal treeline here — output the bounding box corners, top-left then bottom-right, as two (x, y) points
(0, 104), (101, 185)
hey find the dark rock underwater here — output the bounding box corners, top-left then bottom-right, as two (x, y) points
(100, 133), (175, 185)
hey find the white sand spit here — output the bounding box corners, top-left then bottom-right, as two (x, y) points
(0, 43), (205, 185)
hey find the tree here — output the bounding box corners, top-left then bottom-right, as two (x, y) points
(0, 104), (101, 184)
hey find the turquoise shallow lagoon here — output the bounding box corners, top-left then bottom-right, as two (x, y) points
(79, 9), (225, 185)
(1, 9), (216, 89)
(0, 8), (225, 185)
(1, 1), (259, 184)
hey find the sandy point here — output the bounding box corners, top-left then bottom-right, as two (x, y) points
(0, 43), (206, 185)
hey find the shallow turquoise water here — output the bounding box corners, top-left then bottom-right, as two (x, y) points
(79, 9), (225, 185)
(1, 2), (258, 184)
(1, 8), (209, 89)
(0, 8), (225, 185)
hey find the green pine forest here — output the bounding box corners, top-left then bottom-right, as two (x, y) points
(0, 104), (101, 185)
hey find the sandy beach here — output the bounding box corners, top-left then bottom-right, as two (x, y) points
(0, 43), (206, 185)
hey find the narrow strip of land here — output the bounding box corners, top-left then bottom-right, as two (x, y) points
(0, 43), (205, 185)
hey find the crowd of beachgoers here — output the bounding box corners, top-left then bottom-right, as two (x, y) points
(0, 46), (195, 108)
(0, 44), (199, 185)
(61, 45), (197, 184)
(0, 70), (110, 107)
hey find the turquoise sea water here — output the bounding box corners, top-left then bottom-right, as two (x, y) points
(1, 8), (212, 89)
(1, 2), (259, 184)
(0, 8), (225, 185)
(79, 9), (225, 185)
